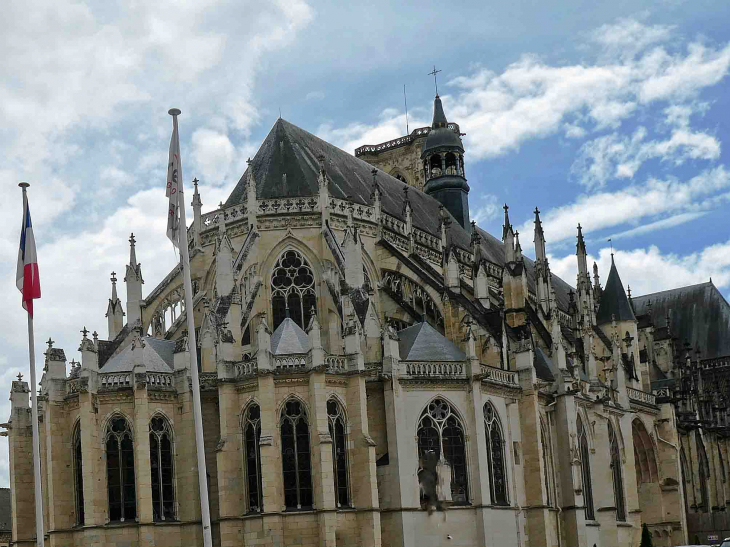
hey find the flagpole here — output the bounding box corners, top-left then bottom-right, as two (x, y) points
(19, 183), (45, 547)
(168, 109), (213, 547)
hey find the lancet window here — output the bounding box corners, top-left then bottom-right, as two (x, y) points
(271, 250), (317, 330)
(243, 403), (263, 512)
(608, 422), (626, 521)
(106, 416), (136, 522)
(327, 399), (350, 507)
(73, 422), (84, 526)
(698, 437), (710, 512)
(577, 416), (595, 520)
(280, 399), (313, 509)
(484, 402), (508, 505)
(680, 447), (692, 513)
(632, 420), (658, 484)
(381, 270), (443, 328)
(149, 415), (175, 521)
(417, 398), (469, 504)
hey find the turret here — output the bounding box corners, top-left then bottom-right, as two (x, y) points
(503, 204), (515, 263)
(106, 271), (125, 340)
(124, 233), (144, 326)
(79, 327), (98, 372)
(534, 208), (553, 316)
(575, 225), (595, 326)
(421, 95), (470, 229)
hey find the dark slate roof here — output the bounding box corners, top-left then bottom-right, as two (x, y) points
(101, 337), (174, 373)
(0, 488), (10, 530)
(422, 96), (463, 155)
(225, 119), (575, 313)
(270, 318), (310, 355)
(596, 258), (636, 325)
(534, 347), (556, 382)
(633, 281), (730, 360)
(398, 321), (466, 362)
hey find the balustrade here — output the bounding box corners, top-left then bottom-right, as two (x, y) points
(403, 361), (465, 378)
(627, 387), (656, 406)
(480, 364), (519, 386)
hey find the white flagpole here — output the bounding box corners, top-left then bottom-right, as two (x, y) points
(168, 109), (213, 547)
(19, 183), (45, 547)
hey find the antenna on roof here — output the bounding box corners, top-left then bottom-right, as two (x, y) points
(608, 237), (613, 257)
(404, 84), (409, 135)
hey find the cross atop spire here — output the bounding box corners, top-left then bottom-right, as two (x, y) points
(111, 271), (117, 284)
(17, 373), (22, 382)
(46, 337), (54, 349)
(129, 233), (137, 266)
(428, 65), (442, 95)
(192, 177), (199, 189)
(81, 326), (89, 340)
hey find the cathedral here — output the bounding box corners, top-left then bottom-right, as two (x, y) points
(5, 95), (730, 547)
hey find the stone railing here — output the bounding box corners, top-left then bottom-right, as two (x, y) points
(325, 355), (347, 374)
(480, 364), (519, 387)
(274, 354), (308, 370)
(67, 377), (87, 394)
(653, 387), (672, 399)
(627, 387), (656, 406)
(146, 372), (173, 389)
(354, 124), (460, 157)
(232, 361), (258, 378)
(700, 356), (730, 369)
(100, 373), (132, 389)
(403, 361), (465, 378)
(328, 198), (375, 222)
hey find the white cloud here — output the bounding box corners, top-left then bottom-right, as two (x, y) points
(306, 91), (325, 101)
(518, 166), (730, 245)
(471, 194), (501, 224)
(605, 211), (707, 241)
(549, 239), (730, 298)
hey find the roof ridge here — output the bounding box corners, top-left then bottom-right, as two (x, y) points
(633, 280), (714, 300)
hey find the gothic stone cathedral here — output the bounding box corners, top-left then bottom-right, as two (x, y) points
(6, 96), (730, 547)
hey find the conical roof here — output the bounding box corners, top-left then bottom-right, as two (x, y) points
(101, 337), (174, 373)
(270, 317), (310, 355)
(421, 96), (463, 157)
(432, 95), (448, 128)
(398, 321), (466, 361)
(596, 258), (636, 325)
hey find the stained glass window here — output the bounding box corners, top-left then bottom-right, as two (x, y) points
(73, 422), (84, 525)
(417, 398), (469, 504)
(271, 250), (317, 330)
(243, 404), (263, 512)
(106, 416), (136, 522)
(150, 415), (175, 521)
(609, 422), (626, 522)
(484, 402), (508, 505)
(327, 399), (350, 507)
(577, 416), (594, 520)
(280, 399), (313, 509)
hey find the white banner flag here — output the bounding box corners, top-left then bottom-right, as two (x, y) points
(166, 114), (182, 247)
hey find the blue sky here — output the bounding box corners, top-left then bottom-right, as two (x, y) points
(0, 0), (729, 486)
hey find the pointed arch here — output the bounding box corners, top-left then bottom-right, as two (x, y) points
(577, 414), (595, 520)
(608, 420), (626, 521)
(149, 413), (175, 521)
(270, 249), (318, 330)
(483, 401), (508, 505)
(72, 420), (84, 526)
(242, 401), (263, 512)
(416, 396), (469, 504)
(280, 397), (313, 510)
(327, 397), (350, 507)
(105, 413), (136, 522)
(632, 419), (659, 484)
(697, 434), (710, 512)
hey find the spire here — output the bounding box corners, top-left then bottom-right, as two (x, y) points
(110, 271), (118, 301)
(596, 257), (636, 325)
(576, 224), (588, 278)
(502, 204), (515, 263)
(125, 233), (144, 326)
(576, 223), (587, 255)
(593, 262), (600, 289)
(106, 271), (125, 340)
(129, 232), (137, 268)
(514, 231), (523, 262)
(502, 204), (513, 240)
(431, 94), (448, 128)
(534, 207), (547, 263)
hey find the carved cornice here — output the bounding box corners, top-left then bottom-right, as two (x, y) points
(273, 377), (310, 386)
(398, 378), (468, 390)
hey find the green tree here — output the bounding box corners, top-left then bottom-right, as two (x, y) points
(639, 523), (654, 547)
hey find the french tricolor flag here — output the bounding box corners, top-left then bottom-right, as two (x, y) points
(16, 190), (41, 317)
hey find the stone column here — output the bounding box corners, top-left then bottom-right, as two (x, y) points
(258, 374), (285, 545)
(8, 378), (36, 544)
(216, 382), (243, 547)
(346, 375), (381, 547)
(132, 341), (154, 529)
(594, 415), (619, 547)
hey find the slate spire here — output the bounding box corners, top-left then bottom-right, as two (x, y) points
(596, 257), (636, 325)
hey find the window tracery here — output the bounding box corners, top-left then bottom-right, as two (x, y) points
(271, 250), (317, 330)
(609, 422), (626, 521)
(382, 270), (443, 328)
(149, 415), (175, 521)
(577, 416), (595, 520)
(484, 402), (508, 505)
(106, 416), (136, 522)
(417, 398), (469, 504)
(243, 404), (263, 512)
(280, 399), (313, 509)
(73, 422), (84, 526)
(327, 399), (350, 507)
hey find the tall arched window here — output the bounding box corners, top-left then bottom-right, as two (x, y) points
(271, 250), (317, 330)
(632, 420), (658, 484)
(484, 402), (508, 505)
(73, 422), (84, 525)
(577, 416), (595, 520)
(243, 403), (263, 512)
(280, 399), (313, 509)
(106, 416), (136, 522)
(608, 422), (626, 521)
(540, 420), (555, 507)
(698, 437), (710, 512)
(417, 398), (469, 504)
(150, 415), (175, 521)
(719, 445), (726, 483)
(680, 447), (692, 513)
(327, 399), (349, 507)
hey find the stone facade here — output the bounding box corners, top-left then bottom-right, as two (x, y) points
(5, 98), (729, 547)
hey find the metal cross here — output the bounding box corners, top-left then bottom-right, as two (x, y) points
(428, 65), (442, 95)
(192, 177), (199, 188)
(81, 326), (89, 339)
(46, 337), (54, 349)
(17, 373), (22, 382)
(111, 271), (117, 284)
